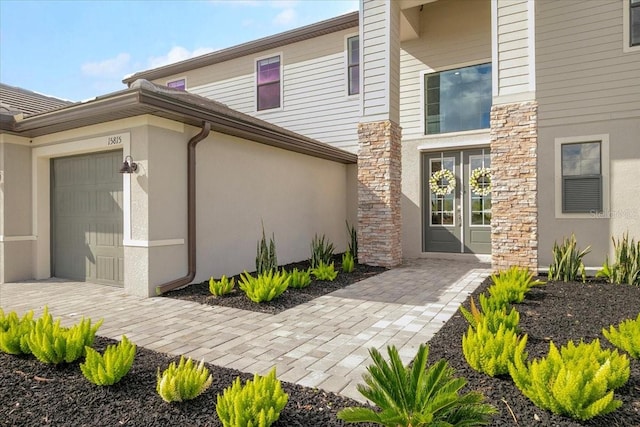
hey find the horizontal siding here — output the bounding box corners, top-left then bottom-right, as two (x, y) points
(536, 0), (640, 127)
(497, 0), (530, 96)
(362, 1), (390, 119)
(399, 0), (491, 139)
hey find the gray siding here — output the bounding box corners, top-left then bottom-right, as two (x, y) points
(497, 0), (532, 96)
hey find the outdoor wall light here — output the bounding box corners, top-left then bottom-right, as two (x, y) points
(119, 155), (138, 174)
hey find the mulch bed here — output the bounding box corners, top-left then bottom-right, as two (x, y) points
(1, 271), (639, 426)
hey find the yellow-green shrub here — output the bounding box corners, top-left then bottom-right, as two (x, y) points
(311, 261), (338, 281)
(80, 335), (136, 386)
(216, 368), (288, 427)
(488, 266), (545, 305)
(26, 306), (102, 364)
(287, 268), (311, 289)
(0, 309), (34, 355)
(459, 293), (520, 333)
(509, 339), (630, 421)
(342, 251), (355, 273)
(462, 320), (527, 377)
(157, 356), (213, 403)
(209, 275), (235, 297)
(239, 270), (290, 303)
(603, 313), (640, 359)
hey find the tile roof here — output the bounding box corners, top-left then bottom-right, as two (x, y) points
(0, 83), (73, 117)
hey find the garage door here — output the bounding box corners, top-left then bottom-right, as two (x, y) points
(52, 150), (124, 286)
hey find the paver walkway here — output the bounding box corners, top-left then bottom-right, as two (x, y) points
(0, 258), (490, 402)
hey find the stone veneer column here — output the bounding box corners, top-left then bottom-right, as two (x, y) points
(357, 120), (402, 267)
(490, 101), (538, 271)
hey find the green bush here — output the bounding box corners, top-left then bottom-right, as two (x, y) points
(509, 339), (630, 421)
(603, 313), (640, 359)
(256, 223), (277, 275)
(346, 220), (358, 263)
(342, 251), (355, 273)
(239, 270), (290, 303)
(459, 293), (520, 333)
(157, 356), (213, 403)
(337, 344), (496, 426)
(549, 234), (591, 282)
(462, 320), (527, 377)
(81, 335), (136, 386)
(310, 234), (334, 268)
(488, 266), (545, 305)
(216, 368), (288, 427)
(26, 306), (103, 364)
(209, 275), (235, 296)
(596, 233), (640, 286)
(286, 268), (311, 289)
(0, 309), (34, 355)
(311, 261), (338, 281)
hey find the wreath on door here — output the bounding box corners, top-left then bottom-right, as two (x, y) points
(429, 169), (456, 196)
(469, 167), (491, 196)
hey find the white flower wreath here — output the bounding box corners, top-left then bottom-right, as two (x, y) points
(429, 169), (456, 196)
(469, 167), (491, 196)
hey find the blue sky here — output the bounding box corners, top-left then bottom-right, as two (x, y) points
(0, 0), (358, 101)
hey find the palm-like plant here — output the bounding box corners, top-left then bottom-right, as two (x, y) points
(337, 344), (496, 426)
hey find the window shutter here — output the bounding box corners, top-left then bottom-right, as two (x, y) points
(562, 176), (602, 213)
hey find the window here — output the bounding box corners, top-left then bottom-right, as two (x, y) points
(632, 0), (640, 46)
(561, 142), (602, 213)
(347, 36), (359, 95)
(167, 78), (186, 91)
(424, 63), (492, 135)
(256, 55), (281, 111)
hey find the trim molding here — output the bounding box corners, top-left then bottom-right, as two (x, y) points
(123, 239), (185, 248)
(0, 235), (36, 242)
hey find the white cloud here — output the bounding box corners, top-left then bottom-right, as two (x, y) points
(272, 7), (296, 26)
(81, 53), (131, 77)
(147, 46), (216, 69)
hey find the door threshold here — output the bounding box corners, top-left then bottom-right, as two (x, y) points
(417, 252), (491, 264)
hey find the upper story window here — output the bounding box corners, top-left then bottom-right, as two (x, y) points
(632, 0), (640, 46)
(167, 78), (186, 91)
(256, 55), (281, 111)
(347, 36), (359, 95)
(561, 142), (602, 213)
(424, 63), (492, 135)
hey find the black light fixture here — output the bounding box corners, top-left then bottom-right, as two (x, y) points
(119, 155), (138, 174)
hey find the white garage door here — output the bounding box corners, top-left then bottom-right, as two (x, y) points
(52, 150), (124, 286)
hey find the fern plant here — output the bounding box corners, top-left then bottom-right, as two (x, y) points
(209, 275), (235, 296)
(459, 294), (520, 333)
(216, 368), (288, 427)
(310, 233), (334, 268)
(346, 220), (358, 263)
(239, 270), (290, 303)
(26, 306), (103, 364)
(342, 251), (355, 273)
(603, 312), (640, 358)
(157, 356), (213, 403)
(337, 344), (496, 426)
(509, 339), (630, 421)
(462, 320), (527, 377)
(488, 266), (545, 305)
(311, 261), (338, 281)
(596, 233), (640, 285)
(0, 309), (34, 355)
(286, 268), (311, 289)
(81, 335), (136, 386)
(548, 234), (591, 282)
(256, 223), (277, 275)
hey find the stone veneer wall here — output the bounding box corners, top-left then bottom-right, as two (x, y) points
(357, 120), (402, 267)
(490, 101), (538, 271)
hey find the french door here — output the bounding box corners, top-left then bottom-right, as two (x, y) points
(422, 149), (491, 254)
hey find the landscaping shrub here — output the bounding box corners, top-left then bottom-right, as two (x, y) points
(239, 270), (290, 303)
(216, 368), (288, 427)
(548, 234), (590, 282)
(256, 223), (277, 275)
(286, 267), (311, 289)
(509, 339), (630, 421)
(488, 266), (545, 306)
(603, 312), (640, 359)
(26, 306), (102, 364)
(0, 308), (34, 355)
(462, 320), (527, 377)
(342, 250), (355, 273)
(459, 293), (520, 333)
(337, 344), (496, 426)
(346, 220), (358, 263)
(311, 261), (338, 281)
(209, 275), (235, 297)
(81, 335), (136, 386)
(596, 233), (640, 286)
(310, 234), (334, 268)
(157, 356), (213, 403)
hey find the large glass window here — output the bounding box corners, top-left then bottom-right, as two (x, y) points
(424, 63), (492, 134)
(257, 55), (281, 111)
(561, 142), (602, 213)
(347, 36), (359, 95)
(632, 0), (640, 46)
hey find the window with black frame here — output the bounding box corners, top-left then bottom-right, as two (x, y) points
(561, 142), (602, 213)
(632, 0), (640, 46)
